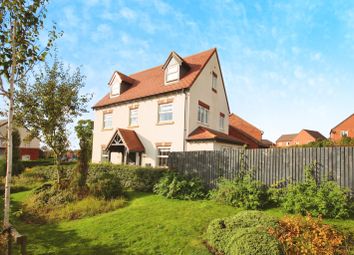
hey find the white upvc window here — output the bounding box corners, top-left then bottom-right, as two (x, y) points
(157, 146), (170, 167)
(341, 130), (349, 137)
(111, 83), (120, 96)
(129, 108), (138, 126)
(198, 105), (209, 124)
(212, 72), (217, 90)
(103, 112), (112, 129)
(158, 103), (173, 122)
(219, 114), (225, 130)
(166, 64), (179, 83)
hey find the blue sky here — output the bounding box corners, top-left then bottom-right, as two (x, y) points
(41, 0), (354, 146)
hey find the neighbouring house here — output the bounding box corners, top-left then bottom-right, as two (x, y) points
(276, 134), (297, 147)
(0, 120), (41, 160)
(261, 139), (275, 147)
(92, 48), (245, 167)
(291, 129), (326, 146)
(276, 129), (326, 147)
(228, 113), (270, 148)
(330, 113), (354, 142)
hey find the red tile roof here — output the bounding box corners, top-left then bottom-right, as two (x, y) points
(276, 134), (297, 143)
(229, 113), (263, 140)
(228, 125), (268, 148)
(187, 126), (244, 145)
(93, 48), (216, 109)
(107, 128), (145, 152)
(302, 129), (326, 140)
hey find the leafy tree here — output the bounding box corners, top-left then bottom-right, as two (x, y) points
(0, 0), (59, 228)
(15, 59), (91, 185)
(74, 119), (93, 190)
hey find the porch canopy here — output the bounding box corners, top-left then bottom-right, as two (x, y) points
(105, 128), (145, 165)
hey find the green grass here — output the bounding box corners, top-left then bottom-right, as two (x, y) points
(5, 191), (354, 255)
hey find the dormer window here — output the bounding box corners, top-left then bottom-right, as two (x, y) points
(108, 71), (135, 98)
(162, 51), (190, 85)
(166, 64), (179, 83)
(111, 82), (120, 96)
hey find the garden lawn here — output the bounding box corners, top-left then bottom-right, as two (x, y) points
(8, 191), (354, 255)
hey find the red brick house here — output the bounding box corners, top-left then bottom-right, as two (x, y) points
(330, 113), (354, 142)
(0, 120), (41, 160)
(228, 114), (270, 148)
(276, 129), (326, 147)
(276, 134), (297, 147)
(291, 129), (326, 146)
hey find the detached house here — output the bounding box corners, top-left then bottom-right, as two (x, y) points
(276, 129), (326, 147)
(92, 48), (244, 167)
(0, 120), (41, 160)
(330, 113), (354, 141)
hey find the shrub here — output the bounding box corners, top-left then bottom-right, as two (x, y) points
(88, 171), (123, 200)
(227, 227), (281, 255)
(281, 164), (351, 218)
(153, 172), (207, 200)
(21, 164), (75, 182)
(89, 163), (167, 192)
(269, 214), (348, 255)
(210, 173), (268, 209)
(0, 159), (6, 177)
(206, 211), (279, 253)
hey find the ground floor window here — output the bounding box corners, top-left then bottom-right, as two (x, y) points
(101, 149), (109, 162)
(157, 147), (170, 167)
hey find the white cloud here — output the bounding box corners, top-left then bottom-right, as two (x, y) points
(119, 7), (137, 20)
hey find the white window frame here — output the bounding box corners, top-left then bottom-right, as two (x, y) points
(157, 146), (170, 167)
(111, 83), (120, 96)
(103, 112), (113, 129)
(158, 103), (173, 123)
(341, 130), (349, 137)
(165, 64), (179, 83)
(219, 115), (225, 130)
(212, 72), (217, 90)
(198, 105), (209, 124)
(129, 108), (138, 126)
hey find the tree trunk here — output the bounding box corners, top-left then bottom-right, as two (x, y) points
(3, 21), (17, 229)
(55, 155), (63, 185)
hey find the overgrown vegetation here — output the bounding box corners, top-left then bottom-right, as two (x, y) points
(153, 172), (207, 200)
(206, 211), (281, 255)
(269, 214), (349, 255)
(276, 163), (351, 219)
(210, 171), (268, 210)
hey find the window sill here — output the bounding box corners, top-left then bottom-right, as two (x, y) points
(212, 88), (217, 93)
(156, 121), (174, 126)
(197, 121), (209, 127)
(128, 125), (139, 129)
(102, 128), (113, 131)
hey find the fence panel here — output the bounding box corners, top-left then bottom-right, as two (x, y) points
(168, 147), (354, 191)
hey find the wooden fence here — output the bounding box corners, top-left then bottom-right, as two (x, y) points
(168, 147), (354, 191)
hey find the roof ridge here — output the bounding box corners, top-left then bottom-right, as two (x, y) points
(126, 48), (216, 77)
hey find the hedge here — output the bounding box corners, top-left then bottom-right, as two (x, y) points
(20, 163), (167, 192)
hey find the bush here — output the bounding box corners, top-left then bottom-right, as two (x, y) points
(210, 173), (268, 209)
(206, 211), (279, 253)
(89, 163), (167, 192)
(227, 227), (281, 255)
(21, 164), (75, 182)
(153, 172), (207, 200)
(281, 164), (351, 218)
(88, 171), (123, 200)
(269, 214), (348, 255)
(21, 159), (55, 169)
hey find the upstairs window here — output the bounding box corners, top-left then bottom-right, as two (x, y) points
(341, 130), (348, 137)
(158, 103), (173, 122)
(166, 64), (179, 83)
(219, 113), (225, 130)
(111, 82), (120, 96)
(129, 108), (138, 126)
(198, 102), (209, 124)
(103, 112), (112, 129)
(157, 146), (170, 167)
(212, 72), (217, 91)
